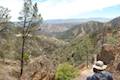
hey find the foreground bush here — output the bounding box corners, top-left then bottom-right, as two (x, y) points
(55, 63), (79, 80)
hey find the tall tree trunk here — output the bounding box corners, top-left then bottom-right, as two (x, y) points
(101, 27), (106, 53)
(86, 51), (89, 68)
(20, 17), (26, 76)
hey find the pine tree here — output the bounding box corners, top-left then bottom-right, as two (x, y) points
(18, 0), (43, 76)
(0, 6), (11, 32)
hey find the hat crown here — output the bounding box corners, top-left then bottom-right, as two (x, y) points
(93, 61), (107, 70)
(95, 61), (104, 67)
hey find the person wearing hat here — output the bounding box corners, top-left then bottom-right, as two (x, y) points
(86, 61), (113, 80)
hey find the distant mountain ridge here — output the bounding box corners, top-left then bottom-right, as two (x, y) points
(56, 21), (104, 39)
(56, 16), (120, 40)
(13, 17), (120, 39)
(39, 18), (110, 33)
(109, 16), (120, 28)
(45, 18), (110, 24)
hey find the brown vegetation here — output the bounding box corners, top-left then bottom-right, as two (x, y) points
(20, 56), (55, 80)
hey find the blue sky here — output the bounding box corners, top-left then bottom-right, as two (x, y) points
(78, 5), (120, 19)
(0, 0), (120, 21)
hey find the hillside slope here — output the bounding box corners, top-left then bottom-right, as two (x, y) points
(56, 16), (120, 40)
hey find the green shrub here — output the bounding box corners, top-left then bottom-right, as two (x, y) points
(23, 53), (30, 63)
(106, 36), (118, 45)
(55, 63), (79, 80)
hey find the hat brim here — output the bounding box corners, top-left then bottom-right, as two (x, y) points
(93, 65), (107, 70)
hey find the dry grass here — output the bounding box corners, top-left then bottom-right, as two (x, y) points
(0, 59), (20, 80)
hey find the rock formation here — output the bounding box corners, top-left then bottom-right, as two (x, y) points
(97, 43), (120, 80)
(20, 56), (55, 80)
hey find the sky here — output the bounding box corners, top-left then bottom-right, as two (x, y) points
(0, 0), (120, 21)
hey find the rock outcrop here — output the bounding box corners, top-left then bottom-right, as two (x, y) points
(20, 56), (55, 80)
(97, 44), (115, 64)
(97, 43), (120, 80)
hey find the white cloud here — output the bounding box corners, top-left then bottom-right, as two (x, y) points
(38, 0), (120, 19)
(0, 0), (120, 21)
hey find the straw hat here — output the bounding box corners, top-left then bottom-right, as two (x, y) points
(93, 61), (107, 70)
